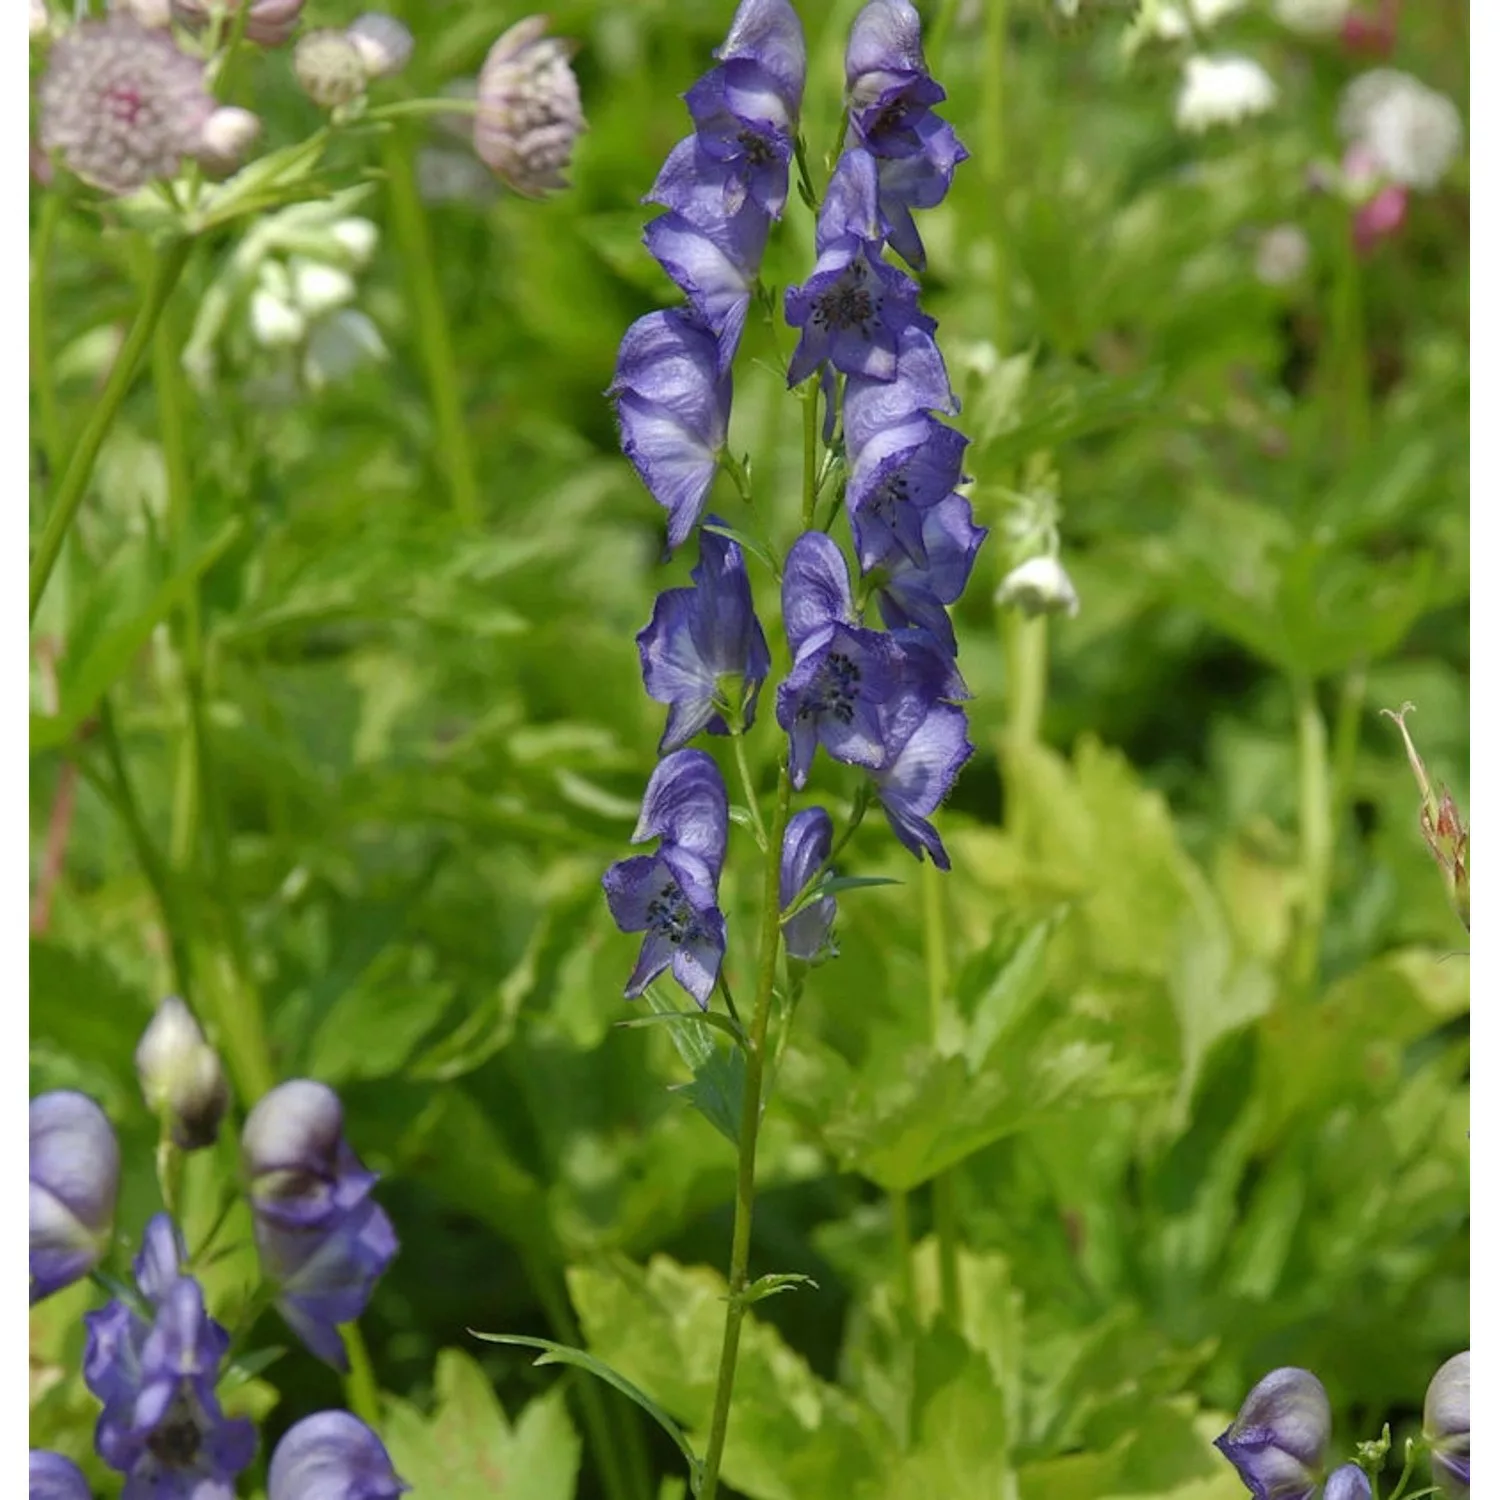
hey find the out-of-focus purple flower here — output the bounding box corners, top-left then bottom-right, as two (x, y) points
(38, 16), (216, 195)
(1213, 1367), (1331, 1500)
(637, 523), (771, 752)
(31, 1091), (120, 1304)
(610, 310), (733, 553)
(870, 494), (987, 656)
(780, 808), (837, 960)
(83, 1214), (257, 1499)
(1424, 1351), (1469, 1499)
(775, 532), (960, 788)
(29, 1451), (90, 1500)
(268, 1411), (409, 1500)
(1324, 1466), (1373, 1500)
(242, 1081), (398, 1371)
(603, 750), (729, 1007)
(136, 996), (230, 1151)
(475, 15), (585, 197)
(169, 0), (303, 47)
(784, 238), (931, 385)
(872, 701), (971, 869)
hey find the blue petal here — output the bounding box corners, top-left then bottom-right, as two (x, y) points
(874, 701), (972, 868)
(269, 1412), (408, 1500)
(718, 0), (807, 115)
(603, 853), (673, 933)
(843, 324), (955, 456)
(29, 1453), (91, 1500)
(782, 532), (854, 656)
(634, 748), (729, 877)
(1324, 1466), (1373, 1500)
(1213, 1368), (1330, 1500)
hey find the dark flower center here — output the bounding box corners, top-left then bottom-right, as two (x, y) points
(868, 469), (911, 524)
(646, 880), (703, 946)
(811, 262), (877, 335)
(147, 1391), (203, 1469)
(869, 98), (909, 137)
(800, 650), (861, 726)
(735, 126), (776, 166)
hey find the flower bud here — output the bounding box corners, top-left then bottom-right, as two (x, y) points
(1382, 704), (1469, 930)
(1213, 1367), (1331, 1500)
(269, 1411), (408, 1500)
(474, 15), (586, 197)
(346, 12), (413, 79)
(294, 28), (367, 109)
(30, 1091), (121, 1303)
(198, 105), (262, 173)
(135, 996), (230, 1151)
(995, 555), (1080, 619)
(170, 0), (304, 47)
(1424, 1351), (1470, 1499)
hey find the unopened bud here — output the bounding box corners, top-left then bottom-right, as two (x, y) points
(346, 12), (413, 79)
(170, 0), (304, 47)
(475, 15), (586, 197)
(294, 28), (366, 109)
(995, 555), (1080, 619)
(135, 997), (230, 1150)
(198, 105), (261, 172)
(1382, 703), (1469, 931)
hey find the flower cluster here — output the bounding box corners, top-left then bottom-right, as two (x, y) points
(611, 0), (806, 548)
(1215, 1360), (1470, 1500)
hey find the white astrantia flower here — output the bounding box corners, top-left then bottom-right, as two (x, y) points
(1175, 53), (1277, 133)
(1255, 223), (1311, 286)
(1273, 0), (1350, 33)
(996, 556), (1081, 619)
(1338, 69), (1463, 190)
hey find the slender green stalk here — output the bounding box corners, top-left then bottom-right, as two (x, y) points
(341, 1322), (384, 1433)
(379, 128), (483, 526)
(890, 1188), (915, 1309)
(802, 382), (820, 530)
(1328, 662), (1367, 852)
(1003, 613), (1048, 749)
(922, 860), (963, 1325)
(980, 0), (1009, 353)
(731, 728), (769, 849)
(520, 1240), (652, 1500)
(1326, 219), (1372, 455)
(31, 190), (66, 484)
(30, 236), (192, 623)
(1290, 676), (1332, 989)
(698, 766), (794, 1500)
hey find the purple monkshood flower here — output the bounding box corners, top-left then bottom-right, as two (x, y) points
(868, 494), (987, 657)
(847, 415), (968, 571)
(82, 1215), (257, 1500)
(603, 749), (730, 1007)
(776, 532), (964, 789)
(242, 1080), (399, 1372)
(31, 1090), (120, 1304)
(1424, 1351), (1469, 1499)
(29, 1451), (91, 1500)
(841, 0), (968, 270)
(1324, 1467), (1373, 1500)
(780, 807), (837, 960)
(268, 1411), (409, 1500)
(610, 309), (732, 553)
(1214, 1367), (1331, 1500)
(637, 521), (772, 752)
(872, 700), (972, 870)
(842, 321), (956, 455)
(784, 237), (932, 386)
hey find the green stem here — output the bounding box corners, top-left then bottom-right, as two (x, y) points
(890, 1188), (915, 1309)
(341, 1321), (384, 1434)
(1291, 676), (1332, 989)
(380, 128), (483, 525)
(1327, 661), (1367, 853)
(980, 0), (1009, 353)
(1327, 218), (1371, 455)
(922, 860), (963, 1326)
(30, 236), (192, 623)
(31, 190), (65, 485)
(367, 96), (480, 123)
(802, 381), (819, 530)
(698, 766), (794, 1500)
(520, 1240), (651, 1500)
(731, 728), (768, 849)
(1003, 612), (1048, 749)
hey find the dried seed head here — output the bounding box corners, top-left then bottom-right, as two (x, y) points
(169, 0), (304, 47)
(474, 15), (586, 197)
(38, 16), (216, 195)
(294, 28), (367, 109)
(346, 11), (413, 79)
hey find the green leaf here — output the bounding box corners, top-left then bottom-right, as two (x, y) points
(468, 1333), (700, 1488)
(616, 1009), (746, 1048)
(643, 984), (746, 1146)
(739, 1272), (819, 1306)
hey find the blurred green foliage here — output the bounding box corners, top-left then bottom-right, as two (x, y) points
(30, 0), (1467, 1496)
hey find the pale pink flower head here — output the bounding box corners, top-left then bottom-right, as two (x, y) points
(474, 15), (586, 197)
(169, 0), (304, 47)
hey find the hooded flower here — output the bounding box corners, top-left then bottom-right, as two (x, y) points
(780, 807), (837, 960)
(82, 1215), (257, 1500)
(29, 1452), (91, 1500)
(1213, 1367), (1331, 1500)
(870, 494), (987, 656)
(872, 700), (972, 869)
(242, 1081), (399, 1371)
(1323, 1468), (1372, 1500)
(1424, 1351), (1469, 1499)
(637, 523), (772, 752)
(38, 16), (217, 195)
(31, 1090), (120, 1303)
(602, 749), (730, 1007)
(995, 554), (1080, 620)
(610, 309), (733, 552)
(475, 15), (585, 196)
(268, 1411), (408, 1500)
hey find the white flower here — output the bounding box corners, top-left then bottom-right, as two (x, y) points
(1175, 53), (1277, 133)
(347, 11), (413, 78)
(996, 556), (1080, 619)
(199, 105), (261, 171)
(250, 287), (306, 348)
(1338, 69), (1463, 190)
(1273, 0), (1350, 33)
(1137, 0), (1244, 41)
(329, 217), (379, 268)
(1254, 223), (1310, 286)
(287, 257), (356, 317)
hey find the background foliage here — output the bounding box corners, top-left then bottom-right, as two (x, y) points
(30, 0), (1468, 1496)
